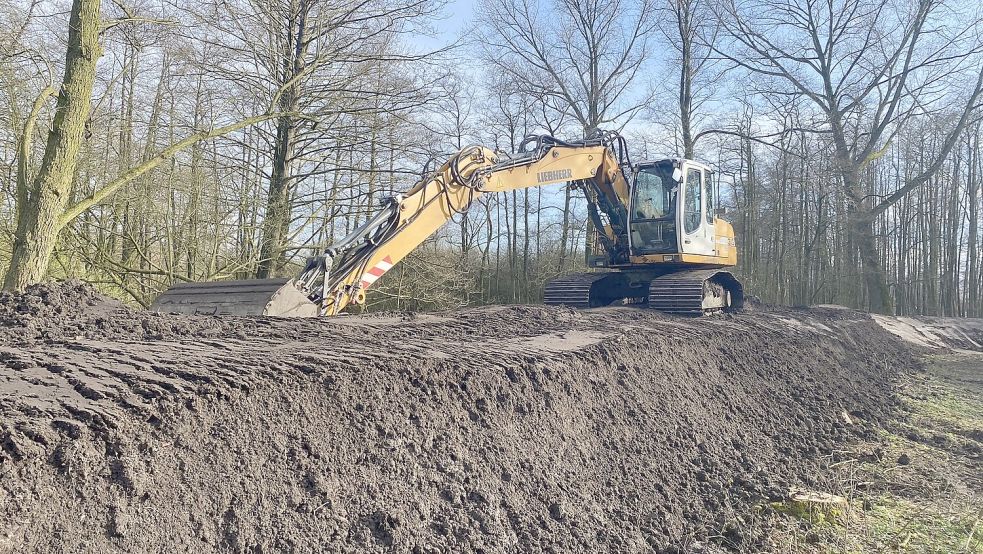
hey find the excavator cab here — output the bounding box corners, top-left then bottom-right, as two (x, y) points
(629, 161), (679, 255)
(628, 159), (720, 259)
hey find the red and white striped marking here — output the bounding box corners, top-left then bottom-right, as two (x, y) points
(359, 256), (394, 289)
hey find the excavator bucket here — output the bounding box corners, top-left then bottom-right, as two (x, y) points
(150, 279), (319, 317)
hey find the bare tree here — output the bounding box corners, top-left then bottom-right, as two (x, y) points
(478, 0), (658, 135)
(713, 0), (983, 312)
(652, 0), (723, 157)
(1, 0), (301, 290)
(187, 0), (442, 278)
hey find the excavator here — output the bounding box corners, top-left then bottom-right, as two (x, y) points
(151, 131), (743, 317)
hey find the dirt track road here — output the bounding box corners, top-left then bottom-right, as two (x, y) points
(0, 283), (919, 552)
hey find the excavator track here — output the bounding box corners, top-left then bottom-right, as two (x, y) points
(542, 273), (613, 308)
(544, 269), (744, 316)
(544, 272), (650, 309)
(647, 269), (744, 315)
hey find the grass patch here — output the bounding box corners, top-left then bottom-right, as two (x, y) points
(908, 356), (983, 432)
(766, 352), (983, 553)
(857, 495), (981, 553)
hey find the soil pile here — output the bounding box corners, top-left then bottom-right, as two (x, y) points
(0, 280), (125, 342)
(0, 283), (916, 552)
(0, 281), (265, 345)
(873, 314), (983, 351)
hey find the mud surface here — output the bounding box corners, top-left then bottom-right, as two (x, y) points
(0, 283), (918, 552)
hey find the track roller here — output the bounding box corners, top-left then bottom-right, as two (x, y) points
(647, 270), (744, 315)
(543, 272), (647, 308)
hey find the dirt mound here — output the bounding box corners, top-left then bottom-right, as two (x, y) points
(0, 291), (915, 552)
(0, 281), (265, 345)
(0, 280), (124, 340)
(873, 314), (983, 352)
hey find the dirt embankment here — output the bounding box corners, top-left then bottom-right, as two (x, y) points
(872, 313), (983, 352)
(0, 283), (916, 552)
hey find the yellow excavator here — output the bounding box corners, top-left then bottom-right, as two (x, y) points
(151, 131), (743, 317)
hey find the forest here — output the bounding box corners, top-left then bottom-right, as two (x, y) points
(1, 0), (981, 316)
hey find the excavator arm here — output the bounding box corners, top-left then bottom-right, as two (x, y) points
(300, 135), (633, 315)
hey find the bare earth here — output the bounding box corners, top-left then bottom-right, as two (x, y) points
(0, 282), (950, 552)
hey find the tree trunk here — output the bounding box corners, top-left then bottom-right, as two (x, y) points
(3, 0), (101, 290)
(558, 185), (571, 273)
(677, 0), (694, 158)
(256, 111), (297, 278)
(522, 188), (530, 302)
(256, 0), (307, 278)
(838, 156), (893, 313)
(846, 202), (892, 314)
(967, 128), (980, 317)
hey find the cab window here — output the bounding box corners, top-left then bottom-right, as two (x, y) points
(633, 167), (673, 219)
(684, 168), (702, 234)
(630, 162), (678, 254)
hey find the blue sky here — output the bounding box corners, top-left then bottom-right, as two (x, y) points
(412, 0), (479, 51)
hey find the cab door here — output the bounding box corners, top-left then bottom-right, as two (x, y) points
(678, 164), (715, 256)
